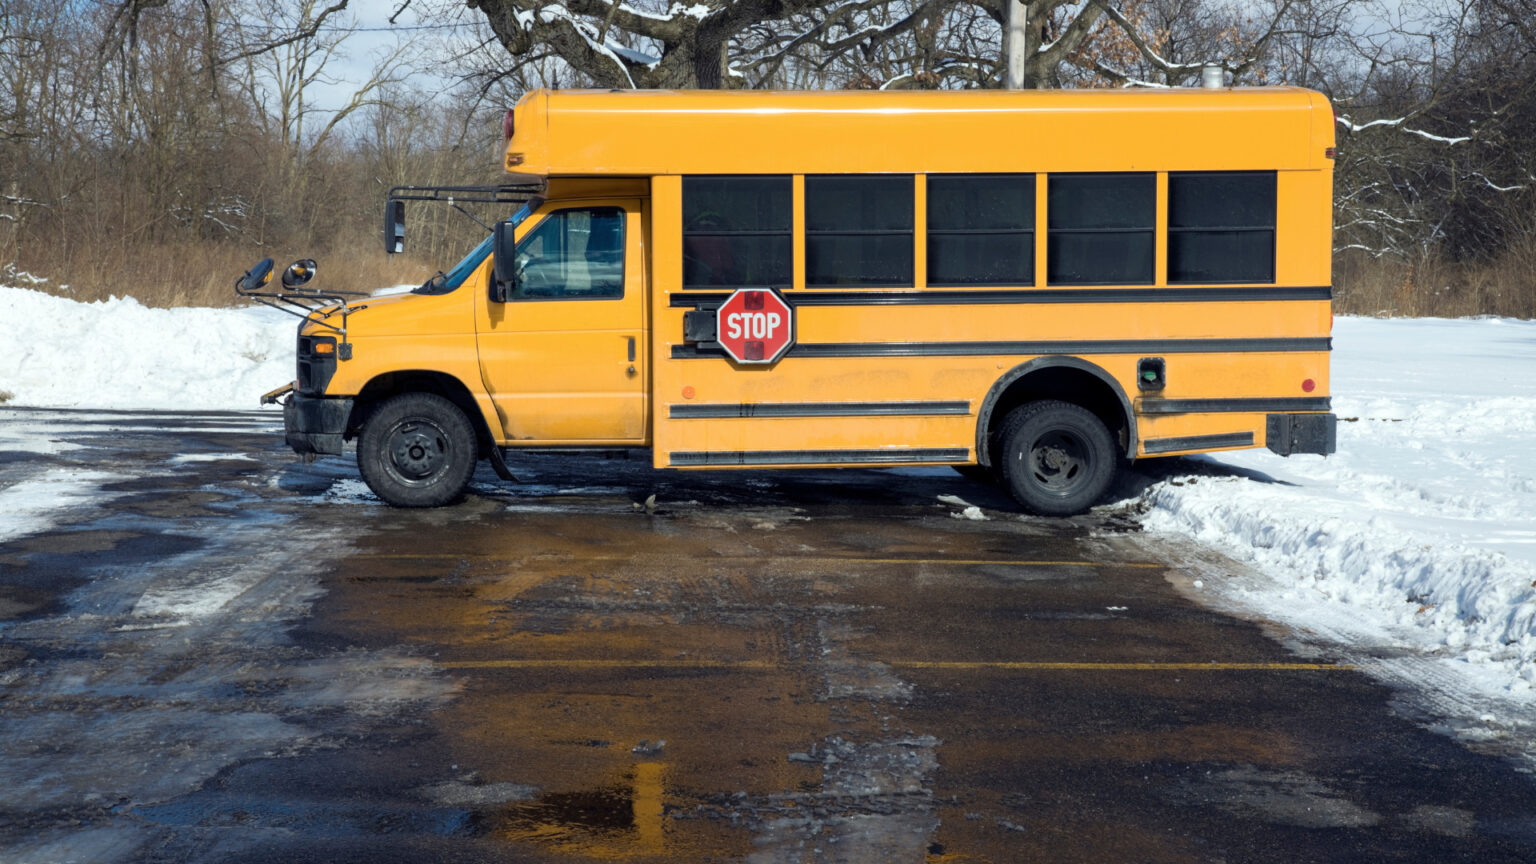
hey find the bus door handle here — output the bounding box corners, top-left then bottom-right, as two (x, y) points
(627, 337), (637, 375)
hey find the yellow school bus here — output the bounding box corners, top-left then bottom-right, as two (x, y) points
(252, 87), (1336, 515)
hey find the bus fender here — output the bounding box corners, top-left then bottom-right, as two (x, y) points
(976, 357), (1138, 465)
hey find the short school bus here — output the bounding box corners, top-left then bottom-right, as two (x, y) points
(265, 87), (1338, 515)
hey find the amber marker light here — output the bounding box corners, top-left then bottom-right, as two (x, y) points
(313, 342), (336, 355)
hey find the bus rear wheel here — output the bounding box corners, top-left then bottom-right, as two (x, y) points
(358, 393), (477, 508)
(997, 400), (1117, 516)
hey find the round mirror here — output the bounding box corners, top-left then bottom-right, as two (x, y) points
(282, 259), (318, 290)
(237, 258), (275, 294)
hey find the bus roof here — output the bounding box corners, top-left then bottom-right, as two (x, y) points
(503, 87), (1335, 178)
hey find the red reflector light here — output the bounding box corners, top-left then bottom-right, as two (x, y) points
(1325, 146), (1336, 159)
(1302, 379), (1316, 393)
(502, 108), (515, 142)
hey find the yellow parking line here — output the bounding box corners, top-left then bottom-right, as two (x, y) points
(440, 659), (1351, 672)
(443, 659), (780, 670)
(351, 553), (1161, 569)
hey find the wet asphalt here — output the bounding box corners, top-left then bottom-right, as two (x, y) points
(2, 407), (1536, 863)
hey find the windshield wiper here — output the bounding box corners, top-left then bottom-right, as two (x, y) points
(414, 271), (449, 295)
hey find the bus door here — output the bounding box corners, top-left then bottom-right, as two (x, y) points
(477, 199), (648, 443)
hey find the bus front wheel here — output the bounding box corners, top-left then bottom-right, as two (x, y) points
(997, 400), (1117, 516)
(357, 393), (477, 508)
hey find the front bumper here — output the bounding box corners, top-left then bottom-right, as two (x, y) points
(1266, 412), (1336, 456)
(284, 393), (354, 455)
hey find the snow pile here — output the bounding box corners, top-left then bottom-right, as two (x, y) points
(0, 286), (295, 410)
(1135, 316), (1536, 697)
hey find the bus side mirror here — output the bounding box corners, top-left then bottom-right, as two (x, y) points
(236, 257), (274, 294)
(384, 200), (405, 254)
(491, 220), (517, 303)
(281, 259), (317, 290)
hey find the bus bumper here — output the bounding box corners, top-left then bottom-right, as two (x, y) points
(1266, 412), (1336, 456)
(284, 393), (353, 456)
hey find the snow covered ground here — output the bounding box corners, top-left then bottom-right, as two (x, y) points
(1127, 316), (1536, 716)
(3, 283), (1534, 724)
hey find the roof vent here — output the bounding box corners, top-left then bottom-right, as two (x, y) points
(1201, 65), (1225, 89)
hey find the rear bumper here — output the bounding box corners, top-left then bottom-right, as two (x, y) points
(284, 393), (353, 456)
(1266, 412), (1336, 456)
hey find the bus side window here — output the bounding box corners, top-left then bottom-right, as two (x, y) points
(683, 176), (792, 288)
(1168, 172), (1277, 284)
(928, 174), (1035, 287)
(805, 175), (913, 287)
(1046, 173), (1155, 286)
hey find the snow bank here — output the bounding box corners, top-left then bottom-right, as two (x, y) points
(0, 286), (295, 410)
(1133, 316), (1536, 697)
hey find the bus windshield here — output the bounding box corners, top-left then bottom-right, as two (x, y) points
(415, 200), (535, 295)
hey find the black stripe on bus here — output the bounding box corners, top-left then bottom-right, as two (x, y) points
(669, 448), (969, 466)
(672, 338), (1331, 360)
(1142, 432), (1255, 454)
(1136, 397), (1332, 415)
(669, 401), (971, 419)
(669, 285), (1332, 308)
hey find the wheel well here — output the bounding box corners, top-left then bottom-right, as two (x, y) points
(977, 359), (1136, 467)
(348, 371), (495, 459)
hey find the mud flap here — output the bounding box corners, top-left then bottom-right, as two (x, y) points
(1266, 413), (1336, 456)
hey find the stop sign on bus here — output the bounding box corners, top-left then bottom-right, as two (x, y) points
(716, 288), (795, 364)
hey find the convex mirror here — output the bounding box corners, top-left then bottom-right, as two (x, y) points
(282, 259), (318, 290)
(236, 258), (274, 294)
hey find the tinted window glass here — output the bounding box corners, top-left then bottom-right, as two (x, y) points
(806, 176), (912, 232)
(1047, 173), (1154, 285)
(512, 207), (624, 299)
(684, 176), (790, 233)
(1049, 174), (1154, 230)
(927, 174), (1035, 286)
(1169, 172), (1276, 228)
(805, 175), (914, 286)
(1168, 172), (1275, 284)
(807, 235), (913, 287)
(929, 175), (1034, 231)
(1049, 232), (1154, 285)
(683, 176), (791, 288)
(930, 234), (1033, 285)
(1169, 230), (1274, 283)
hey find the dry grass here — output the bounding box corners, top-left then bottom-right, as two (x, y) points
(1335, 241), (1536, 319)
(7, 233), (442, 309)
(1335, 215), (1536, 319)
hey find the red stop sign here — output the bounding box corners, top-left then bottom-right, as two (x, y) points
(716, 288), (795, 364)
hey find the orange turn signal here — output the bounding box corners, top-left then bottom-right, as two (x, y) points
(313, 342), (335, 355)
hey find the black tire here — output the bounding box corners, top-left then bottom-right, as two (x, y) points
(357, 393), (477, 508)
(951, 464), (997, 485)
(996, 400), (1117, 516)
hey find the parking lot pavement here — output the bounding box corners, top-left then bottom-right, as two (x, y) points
(3, 408), (1536, 863)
